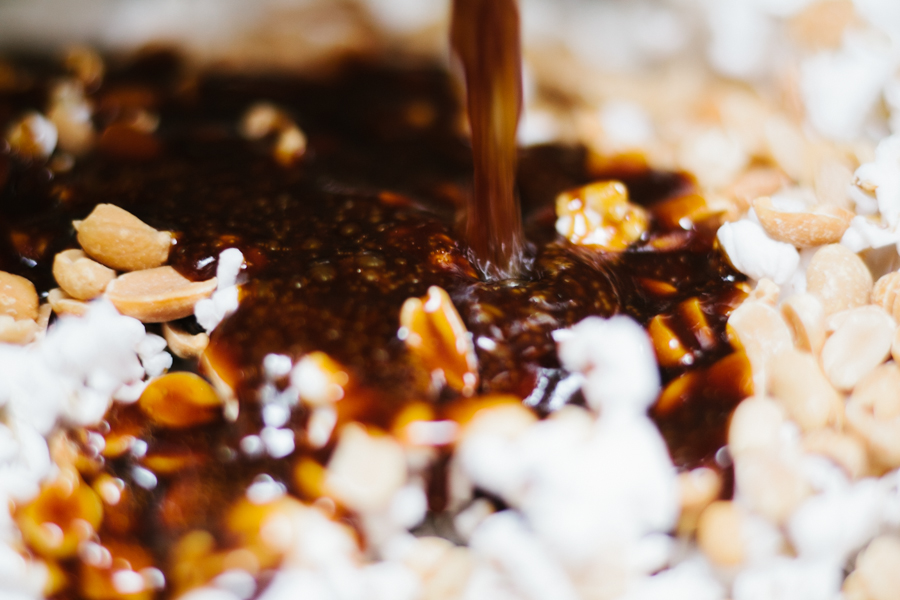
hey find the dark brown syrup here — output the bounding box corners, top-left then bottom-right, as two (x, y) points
(0, 51), (749, 599)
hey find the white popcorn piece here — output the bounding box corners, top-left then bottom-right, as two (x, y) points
(212, 570), (257, 600)
(800, 32), (893, 142)
(554, 315), (659, 414)
(787, 479), (886, 563)
(263, 354), (293, 380)
(261, 427), (295, 459)
(216, 248), (245, 289)
(195, 249), (245, 332)
(732, 556), (843, 600)
(841, 215), (900, 252)
(599, 101), (654, 151)
(469, 511), (580, 600)
(717, 220), (800, 285)
(854, 135), (900, 227)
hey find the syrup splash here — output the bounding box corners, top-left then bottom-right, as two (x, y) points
(451, 0), (526, 279)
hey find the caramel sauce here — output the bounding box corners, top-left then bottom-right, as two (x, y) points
(0, 52), (749, 598)
(451, 0), (526, 278)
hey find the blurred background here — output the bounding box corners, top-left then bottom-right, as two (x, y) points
(2, 0), (900, 153)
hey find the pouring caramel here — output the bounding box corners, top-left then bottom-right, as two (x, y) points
(451, 0), (526, 279)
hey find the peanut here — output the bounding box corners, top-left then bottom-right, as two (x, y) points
(326, 423), (406, 513)
(0, 270), (38, 321)
(105, 266), (216, 323)
(728, 395), (787, 458)
(806, 244), (873, 316)
(697, 501), (745, 566)
(753, 195), (852, 248)
(802, 429), (870, 479)
(734, 449), (810, 524)
(767, 348), (842, 431)
(821, 305), (894, 391)
(727, 300), (794, 392)
(846, 364), (900, 471)
(161, 322), (209, 359)
(678, 468), (722, 536)
(0, 315), (39, 344)
(48, 288), (89, 317)
(873, 271), (900, 323)
(848, 535), (900, 600)
(780, 292), (826, 355)
(851, 363), (900, 421)
(52, 249), (115, 300)
(75, 204), (172, 272)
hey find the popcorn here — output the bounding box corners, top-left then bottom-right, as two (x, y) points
(717, 220), (800, 285)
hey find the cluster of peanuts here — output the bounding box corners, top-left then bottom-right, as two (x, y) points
(680, 161), (900, 597)
(0, 202), (215, 358)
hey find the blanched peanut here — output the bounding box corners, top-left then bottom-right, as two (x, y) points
(0, 270), (38, 321)
(0, 315), (39, 344)
(806, 244), (873, 316)
(105, 266), (217, 323)
(138, 372), (222, 428)
(734, 449), (810, 524)
(161, 322), (209, 359)
(555, 180), (649, 250)
(789, 0), (858, 51)
(48, 288), (88, 317)
(726, 166), (789, 209)
(727, 300), (794, 392)
(75, 204), (172, 272)
(802, 429), (870, 479)
(852, 363), (900, 420)
(729, 396), (787, 458)
(678, 468), (722, 536)
(36, 303), (52, 335)
(821, 305), (894, 391)
(873, 271), (900, 322)
(767, 348), (842, 431)
(748, 278), (779, 305)
(780, 293), (826, 355)
(893, 327), (900, 365)
(847, 536), (900, 600)
(400, 286), (478, 395)
(752, 196), (852, 248)
(326, 423), (406, 513)
(846, 364), (900, 470)
(814, 157), (854, 210)
(52, 249), (115, 300)
(697, 501), (745, 566)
